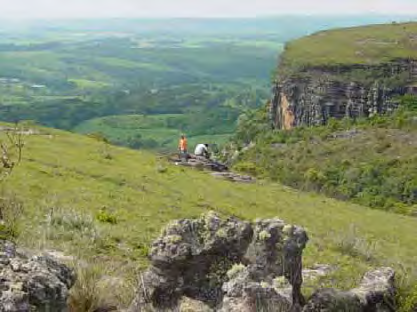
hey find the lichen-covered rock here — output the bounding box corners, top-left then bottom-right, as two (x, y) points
(179, 296), (213, 312)
(302, 289), (362, 312)
(129, 212), (253, 310)
(245, 219), (308, 306)
(220, 265), (293, 312)
(0, 240), (75, 312)
(351, 267), (396, 311)
(303, 267), (396, 312)
(129, 212), (309, 312)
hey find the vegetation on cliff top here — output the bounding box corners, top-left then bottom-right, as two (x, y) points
(280, 22), (417, 71)
(1, 124), (416, 309)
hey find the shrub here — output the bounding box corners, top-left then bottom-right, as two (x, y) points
(332, 224), (377, 262)
(304, 168), (327, 191)
(96, 209), (118, 225)
(68, 262), (128, 312)
(400, 94), (417, 111)
(50, 209), (95, 233)
(0, 191), (24, 240)
(69, 264), (103, 312)
(46, 208), (99, 243)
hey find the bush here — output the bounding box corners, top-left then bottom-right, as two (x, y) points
(46, 208), (100, 243)
(304, 168), (326, 190)
(0, 191), (24, 240)
(68, 262), (130, 312)
(400, 94), (417, 111)
(332, 225), (377, 262)
(233, 161), (257, 175)
(96, 208), (118, 225)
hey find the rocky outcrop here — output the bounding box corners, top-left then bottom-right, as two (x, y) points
(270, 60), (417, 129)
(128, 212), (308, 311)
(128, 212), (398, 312)
(303, 267), (396, 312)
(0, 240), (75, 312)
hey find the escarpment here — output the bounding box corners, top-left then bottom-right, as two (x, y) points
(270, 22), (417, 129)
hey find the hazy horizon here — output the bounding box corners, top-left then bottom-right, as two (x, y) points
(0, 0), (417, 19)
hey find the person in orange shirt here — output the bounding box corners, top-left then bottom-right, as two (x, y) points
(178, 135), (188, 161)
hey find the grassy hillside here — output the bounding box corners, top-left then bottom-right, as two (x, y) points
(2, 125), (416, 309)
(281, 22), (417, 69)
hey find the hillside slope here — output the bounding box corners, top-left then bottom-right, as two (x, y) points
(2, 126), (416, 308)
(235, 104), (417, 213)
(271, 22), (417, 129)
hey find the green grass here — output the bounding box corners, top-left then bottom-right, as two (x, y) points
(68, 79), (111, 90)
(3, 125), (416, 308)
(281, 22), (417, 70)
(74, 114), (233, 150)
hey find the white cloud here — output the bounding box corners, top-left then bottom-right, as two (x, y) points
(0, 0), (415, 19)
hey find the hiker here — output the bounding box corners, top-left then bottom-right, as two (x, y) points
(178, 135), (188, 162)
(194, 143), (210, 159)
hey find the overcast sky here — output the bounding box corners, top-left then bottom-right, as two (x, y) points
(0, 0), (416, 19)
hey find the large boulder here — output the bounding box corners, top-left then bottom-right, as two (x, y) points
(0, 240), (75, 312)
(303, 268), (396, 312)
(128, 212), (309, 312)
(129, 211), (253, 310)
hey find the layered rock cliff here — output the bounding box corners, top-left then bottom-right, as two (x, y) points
(270, 23), (417, 129)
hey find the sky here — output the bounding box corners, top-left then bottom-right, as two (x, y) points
(0, 0), (416, 19)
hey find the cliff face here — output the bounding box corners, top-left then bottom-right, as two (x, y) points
(271, 59), (417, 129)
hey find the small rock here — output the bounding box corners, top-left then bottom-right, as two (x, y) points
(303, 264), (335, 281)
(179, 297), (213, 312)
(303, 267), (396, 312)
(303, 289), (362, 312)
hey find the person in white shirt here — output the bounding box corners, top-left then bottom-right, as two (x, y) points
(194, 143), (209, 159)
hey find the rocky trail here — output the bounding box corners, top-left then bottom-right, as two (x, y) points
(168, 154), (256, 184)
